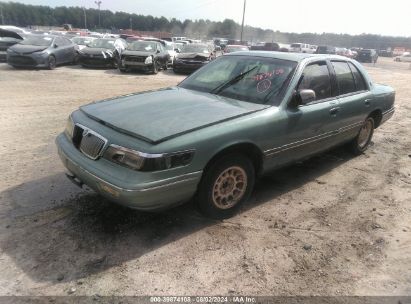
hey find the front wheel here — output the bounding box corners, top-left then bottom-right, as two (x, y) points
(349, 117), (375, 155)
(47, 55), (56, 70)
(196, 154), (255, 219)
(152, 61), (159, 74)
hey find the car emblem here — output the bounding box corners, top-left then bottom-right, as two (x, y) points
(82, 129), (89, 137)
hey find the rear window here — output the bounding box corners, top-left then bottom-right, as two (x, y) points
(348, 62), (367, 91)
(291, 43), (301, 48)
(332, 61), (356, 95)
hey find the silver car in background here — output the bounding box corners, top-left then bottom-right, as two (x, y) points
(7, 35), (76, 69)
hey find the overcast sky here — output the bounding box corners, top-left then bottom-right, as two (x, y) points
(11, 0), (411, 37)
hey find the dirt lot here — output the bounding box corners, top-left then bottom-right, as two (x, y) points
(0, 57), (410, 296)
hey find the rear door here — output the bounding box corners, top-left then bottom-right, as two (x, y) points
(329, 60), (373, 143)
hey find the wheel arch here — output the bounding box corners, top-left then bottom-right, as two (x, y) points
(368, 109), (383, 128)
(204, 142), (264, 177)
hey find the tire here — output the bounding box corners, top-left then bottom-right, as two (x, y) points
(47, 55), (56, 70)
(196, 154), (255, 219)
(349, 117), (375, 155)
(152, 60), (159, 74)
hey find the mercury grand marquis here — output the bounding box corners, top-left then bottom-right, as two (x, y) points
(56, 52), (395, 219)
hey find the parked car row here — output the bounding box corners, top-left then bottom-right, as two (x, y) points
(2, 28), (223, 74)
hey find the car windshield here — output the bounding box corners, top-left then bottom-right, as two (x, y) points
(128, 41), (157, 51)
(72, 37), (94, 45)
(181, 44), (210, 53)
(88, 39), (115, 49)
(20, 35), (53, 46)
(179, 55), (297, 105)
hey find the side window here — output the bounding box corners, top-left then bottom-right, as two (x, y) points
(332, 61), (356, 95)
(297, 61), (332, 101)
(55, 37), (64, 46)
(348, 62), (367, 91)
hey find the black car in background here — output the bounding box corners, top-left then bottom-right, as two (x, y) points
(357, 49), (378, 63)
(119, 40), (169, 74)
(79, 38), (127, 68)
(315, 45), (336, 54)
(0, 28), (25, 62)
(173, 44), (215, 74)
(7, 35), (76, 69)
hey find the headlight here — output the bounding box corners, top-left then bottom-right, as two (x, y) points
(65, 115), (75, 139)
(104, 144), (194, 172)
(145, 56), (153, 64)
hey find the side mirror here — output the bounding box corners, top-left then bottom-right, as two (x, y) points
(290, 89), (316, 107)
(156, 49), (161, 54)
(54, 43), (58, 48)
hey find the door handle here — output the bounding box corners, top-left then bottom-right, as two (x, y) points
(364, 99), (372, 107)
(330, 107), (340, 115)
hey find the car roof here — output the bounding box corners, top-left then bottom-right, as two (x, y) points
(225, 51), (352, 62)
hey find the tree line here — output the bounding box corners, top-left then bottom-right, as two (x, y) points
(1, 1), (410, 49)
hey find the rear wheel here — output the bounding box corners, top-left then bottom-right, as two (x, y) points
(47, 55), (56, 70)
(197, 154), (255, 219)
(349, 117), (375, 155)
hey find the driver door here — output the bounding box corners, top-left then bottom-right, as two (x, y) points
(271, 61), (341, 166)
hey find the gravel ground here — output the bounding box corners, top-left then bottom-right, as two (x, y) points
(0, 57), (410, 296)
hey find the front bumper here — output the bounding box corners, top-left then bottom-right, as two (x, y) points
(173, 60), (208, 73)
(7, 53), (48, 68)
(79, 55), (116, 68)
(56, 133), (202, 211)
(121, 60), (154, 71)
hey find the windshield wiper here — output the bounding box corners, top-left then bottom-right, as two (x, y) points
(210, 66), (258, 95)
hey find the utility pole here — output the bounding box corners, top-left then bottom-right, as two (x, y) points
(83, 7), (87, 29)
(240, 0), (246, 42)
(95, 0), (102, 28)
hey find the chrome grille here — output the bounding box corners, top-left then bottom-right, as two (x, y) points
(73, 125), (107, 160)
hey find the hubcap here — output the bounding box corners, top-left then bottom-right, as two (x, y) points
(212, 166), (247, 210)
(358, 120), (372, 148)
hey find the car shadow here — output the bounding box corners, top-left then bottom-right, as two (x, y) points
(0, 146), (355, 283)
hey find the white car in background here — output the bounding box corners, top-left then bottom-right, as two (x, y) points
(290, 43), (314, 53)
(165, 41), (178, 67)
(394, 52), (411, 62)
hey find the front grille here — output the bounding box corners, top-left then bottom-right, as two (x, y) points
(8, 55), (36, 66)
(72, 125), (107, 160)
(124, 56), (145, 63)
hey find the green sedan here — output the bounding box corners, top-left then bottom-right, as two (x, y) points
(56, 52), (395, 218)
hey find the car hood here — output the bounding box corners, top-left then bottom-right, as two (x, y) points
(122, 50), (154, 57)
(9, 44), (48, 54)
(80, 87), (268, 144)
(178, 52), (210, 59)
